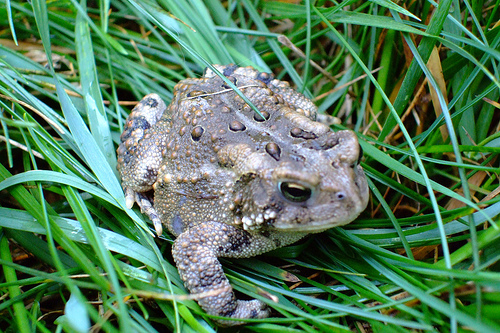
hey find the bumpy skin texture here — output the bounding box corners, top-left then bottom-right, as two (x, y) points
(117, 65), (369, 326)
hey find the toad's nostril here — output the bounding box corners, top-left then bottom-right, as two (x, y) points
(336, 192), (346, 200)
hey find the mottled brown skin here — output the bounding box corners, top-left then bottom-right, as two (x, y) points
(116, 65), (369, 326)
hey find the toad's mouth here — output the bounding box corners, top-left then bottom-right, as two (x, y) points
(272, 211), (363, 233)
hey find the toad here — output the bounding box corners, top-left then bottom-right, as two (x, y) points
(117, 65), (369, 325)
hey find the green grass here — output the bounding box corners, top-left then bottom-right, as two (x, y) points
(0, 0), (499, 332)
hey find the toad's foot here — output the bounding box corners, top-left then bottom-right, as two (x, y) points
(172, 221), (275, 326)
(124, 187), (163, 236)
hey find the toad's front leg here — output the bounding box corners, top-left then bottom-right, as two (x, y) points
(172, 221), (274, 326)
(116, 94), (168, 235)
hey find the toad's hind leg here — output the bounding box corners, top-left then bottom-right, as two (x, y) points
(172, 222), (276, 326)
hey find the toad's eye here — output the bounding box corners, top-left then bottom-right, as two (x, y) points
(279, 182), (312, 203)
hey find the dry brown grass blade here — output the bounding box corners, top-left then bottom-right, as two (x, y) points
(426, 46), (449, 141)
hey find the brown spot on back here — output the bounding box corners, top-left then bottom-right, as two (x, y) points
(253, 110), (270, 122)
(265, 142), (281, 161)
(191, 126), (204, 141)
(179, 126), (187, 136)
(290, 127), (318, 140)
(229, 120), (246, 132)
